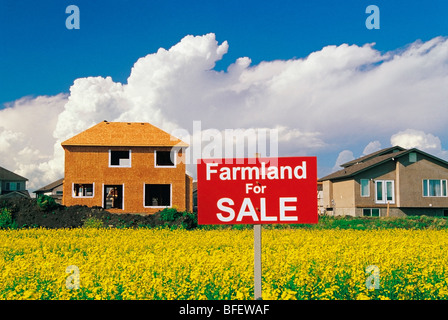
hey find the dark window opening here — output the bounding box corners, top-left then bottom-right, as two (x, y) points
(444, 210), (448, 217)
(363, 208), (380, 217)
(104, 185), (123, 209)
(144, 184), (171, 207)
(156, 151), (175, 167)
(110, 150), (130, 167)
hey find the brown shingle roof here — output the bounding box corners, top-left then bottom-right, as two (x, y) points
(319, 147), (448, 182)
(340, 146), (405, 168)
(319, 149), (408, 181)
(34, 178), (64, 193)
(61, 121), (189, 147)
(0, 166), (28, 181)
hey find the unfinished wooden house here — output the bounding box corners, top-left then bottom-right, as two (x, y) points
(61, 121), (193, 214)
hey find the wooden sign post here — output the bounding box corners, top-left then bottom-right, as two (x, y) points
(254, 153), (262, 300)
(254, 223), (262, 300)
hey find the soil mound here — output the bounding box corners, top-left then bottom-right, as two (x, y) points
(0, 197), (194, 229)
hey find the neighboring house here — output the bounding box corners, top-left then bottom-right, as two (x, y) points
(34, 178), (64, 204)
(319, 146), (448, 217)
(317, 180), (324, 215)
(0, 166), (30, 199)
(61, 121), (193, 214)
(192, 181), (197, 212)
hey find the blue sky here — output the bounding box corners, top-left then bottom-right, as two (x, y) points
(2, 0), (447, 104)
(1, 0), (448, 189)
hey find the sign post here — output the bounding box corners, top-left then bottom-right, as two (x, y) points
(254, 223), (262, 300)
(254, 153), (262, 300)
(197, 156), (318, 300)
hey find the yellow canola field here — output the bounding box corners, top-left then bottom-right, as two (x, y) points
(1, 228), (448, 300)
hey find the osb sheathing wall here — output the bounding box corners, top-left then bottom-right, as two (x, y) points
(63, 146), (191, 214)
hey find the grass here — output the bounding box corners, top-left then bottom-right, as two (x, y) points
(197, 214), (448, 231)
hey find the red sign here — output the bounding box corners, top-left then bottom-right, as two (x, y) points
(197, 157), (318, 225)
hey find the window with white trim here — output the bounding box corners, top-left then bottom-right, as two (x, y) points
(360, 179), (370, 197)
(375, 180), (394, 204)
(144, 184), (171, 207)
(423, 179), (447, 197)
(109, 150), (131, 167)
(73, 183), (94, 198)
(154, 150), (176, 167)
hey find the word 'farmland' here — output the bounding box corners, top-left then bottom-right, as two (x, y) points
(205, 161), (307, 181)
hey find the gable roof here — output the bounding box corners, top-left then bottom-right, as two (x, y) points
(61, 121), (189, 148)
(0, 166), (28, 181)
(34, 178), (64, 194)
(340, 146), (405, 168)
(319, 146), (448, 182)
(0, 190), (30, 199)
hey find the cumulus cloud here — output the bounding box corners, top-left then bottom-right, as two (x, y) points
(390, 129), (448, 160)
(332, 150), (355, 172)
(2, 33), (448, 188)
(0, 94), (67, 190)
(363, 141), (382, 155)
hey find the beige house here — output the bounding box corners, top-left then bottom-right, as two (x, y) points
(319, 146), (448, 217)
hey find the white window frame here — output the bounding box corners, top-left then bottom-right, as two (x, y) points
(72, 183), (95, 198)
(375, 180), (395, 204)
(422, 179), (447, 197)
(109, 150), (132, 168)
(360, 179), (370, 197)
(143, 183), (172, 208)
(154, 150), (177, 168)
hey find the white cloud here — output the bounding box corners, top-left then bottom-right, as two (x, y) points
(363, 141), (382, 155)
(0, 94), (67, 190)
(3, 33), (448, 189)
(390, 129), (448, 160)
(332, 150), (354, 172)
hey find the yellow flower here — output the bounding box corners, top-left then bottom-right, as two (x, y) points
(1, 228), (448, 300)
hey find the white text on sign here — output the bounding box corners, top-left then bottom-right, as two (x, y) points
(206, 161), (307, 181)
(216, 197), (298, 222)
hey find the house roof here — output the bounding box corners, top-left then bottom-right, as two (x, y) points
(319, 146), (448, 182)
(0, 166), (28, 181)
(61, 121), (189, 148)
(34, 178), (64, 194)
(340, 146), (405, 168)
(0, 190), (30, 199)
